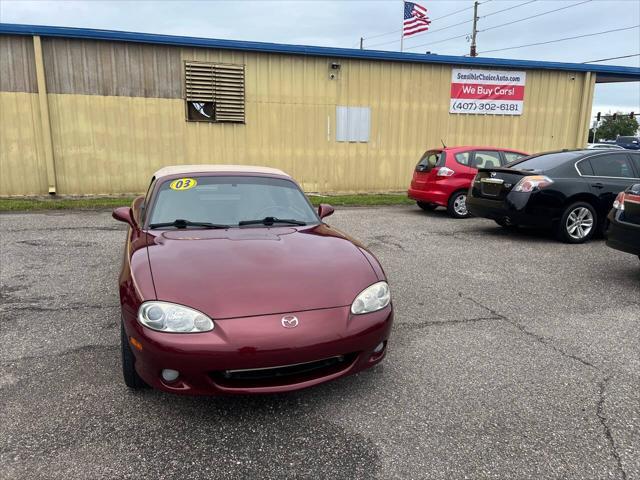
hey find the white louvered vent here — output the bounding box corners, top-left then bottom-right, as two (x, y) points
(185, 61), (245, 123)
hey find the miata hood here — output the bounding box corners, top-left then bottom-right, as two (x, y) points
(145, 225), (378, 319)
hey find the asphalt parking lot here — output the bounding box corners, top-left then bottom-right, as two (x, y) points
(1, 205), (639, 480)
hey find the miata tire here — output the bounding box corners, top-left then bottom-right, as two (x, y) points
(121, 321), (147, 389)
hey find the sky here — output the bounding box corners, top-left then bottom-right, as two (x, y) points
(1, 0), (639, 121)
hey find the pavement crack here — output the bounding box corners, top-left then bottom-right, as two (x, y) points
(368, 235), (406, 251)
(460, 293), (598, 370)
(2, 304), (118, 313)
(1, 344), (118, 365)
(596, 377), (628, 480)
(459, 294), (631, 479)
(395, 316), (501, 330)
(3, 225), (123, 233)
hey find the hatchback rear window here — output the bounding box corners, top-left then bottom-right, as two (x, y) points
(416, 151), (445, 170)
(508, 151), (582, 171)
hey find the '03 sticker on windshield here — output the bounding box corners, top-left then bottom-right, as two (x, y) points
(170, 178), (197, 191)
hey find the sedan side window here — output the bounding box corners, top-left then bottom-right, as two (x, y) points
(630, 155), (640, 176)
(472, 150), (502, 169)
(590, 154), (635, 178)
(576, 159), (594, 176)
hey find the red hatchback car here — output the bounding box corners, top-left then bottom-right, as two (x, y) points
(112, 165), (392, 395)
(408, 146), (528, 218)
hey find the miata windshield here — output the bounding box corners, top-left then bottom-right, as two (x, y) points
(148, 175), (319, 228)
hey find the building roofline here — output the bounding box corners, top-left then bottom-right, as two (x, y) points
(1, 23), (639, 83)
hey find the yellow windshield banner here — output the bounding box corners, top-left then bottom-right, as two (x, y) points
(169, 178), (197, 191)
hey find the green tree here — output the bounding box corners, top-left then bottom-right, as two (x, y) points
(590, 113), (639, 142)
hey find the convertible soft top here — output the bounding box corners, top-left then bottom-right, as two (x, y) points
(153, 164), (290, 179)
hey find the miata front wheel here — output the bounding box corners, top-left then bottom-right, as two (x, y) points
(121, 321), (147, 389)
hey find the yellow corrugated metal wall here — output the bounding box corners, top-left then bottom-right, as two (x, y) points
(0, 35), (596, 196)
(0, 92), (48, 195)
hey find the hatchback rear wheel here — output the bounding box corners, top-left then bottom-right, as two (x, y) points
(447, 191), (470, 218)
(556, 202), (597, 244)
(417, 201), (437, 211)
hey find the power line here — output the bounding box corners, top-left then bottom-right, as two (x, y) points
(367, 19), (470, 48)
(480, 0), (593, 34)
(362, 0), (493, 47)
(439, 0), (537, 32)
(367, 0), (525, 49)
(582, 53), (640, 63)
(404, 32), (471, 51)
(468, 0), (538, 56)
(477, 25), (639, 55)
(362, 28), (400, 42)
(403, 0), (550, 52)
(365, 39), (398, 49)
(431, 3), (479, 22)
(366, 0), (593, 53)
(362, 3), (478, 42)
(481, 0), (537, 19)
(418, 18), (472, 36)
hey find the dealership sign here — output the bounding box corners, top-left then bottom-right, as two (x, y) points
(450, 68), (526, 116)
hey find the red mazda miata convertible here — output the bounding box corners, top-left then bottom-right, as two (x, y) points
(113, 165), (393, 395)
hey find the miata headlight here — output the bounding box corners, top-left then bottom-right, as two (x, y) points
(138, 301), (214, 333)
(351, 281), (391, 315)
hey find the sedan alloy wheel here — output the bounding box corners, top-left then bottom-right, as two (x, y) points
(566, 207), (594, 240)
(557, 202), (597, 244)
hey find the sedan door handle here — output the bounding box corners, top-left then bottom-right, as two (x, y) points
(591, 182), (604, 189)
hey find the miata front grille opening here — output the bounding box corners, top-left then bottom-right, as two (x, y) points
(210, 353), (358, 388)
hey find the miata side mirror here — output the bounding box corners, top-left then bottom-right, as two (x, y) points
(112, 206), (137, 229)
(318, 204), (335, 219)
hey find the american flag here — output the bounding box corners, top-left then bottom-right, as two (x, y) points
(404, 1), (431, 37)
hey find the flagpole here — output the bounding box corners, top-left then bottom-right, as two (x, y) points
(400, 1), (404, 52)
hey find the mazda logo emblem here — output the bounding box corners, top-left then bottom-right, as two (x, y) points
(490, 172), (496, 177)
(281, 315), (299, 328)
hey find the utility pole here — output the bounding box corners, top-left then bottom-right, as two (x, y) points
(592, 112), (601, 143)
(360, 37), (364, 50)
(470, 1), (479, 57)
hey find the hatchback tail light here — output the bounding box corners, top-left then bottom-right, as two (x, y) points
(613, 191), (625, 211)
(436, 167), (455, 177)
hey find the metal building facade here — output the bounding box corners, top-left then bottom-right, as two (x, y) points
(1, 24), (639, 196)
